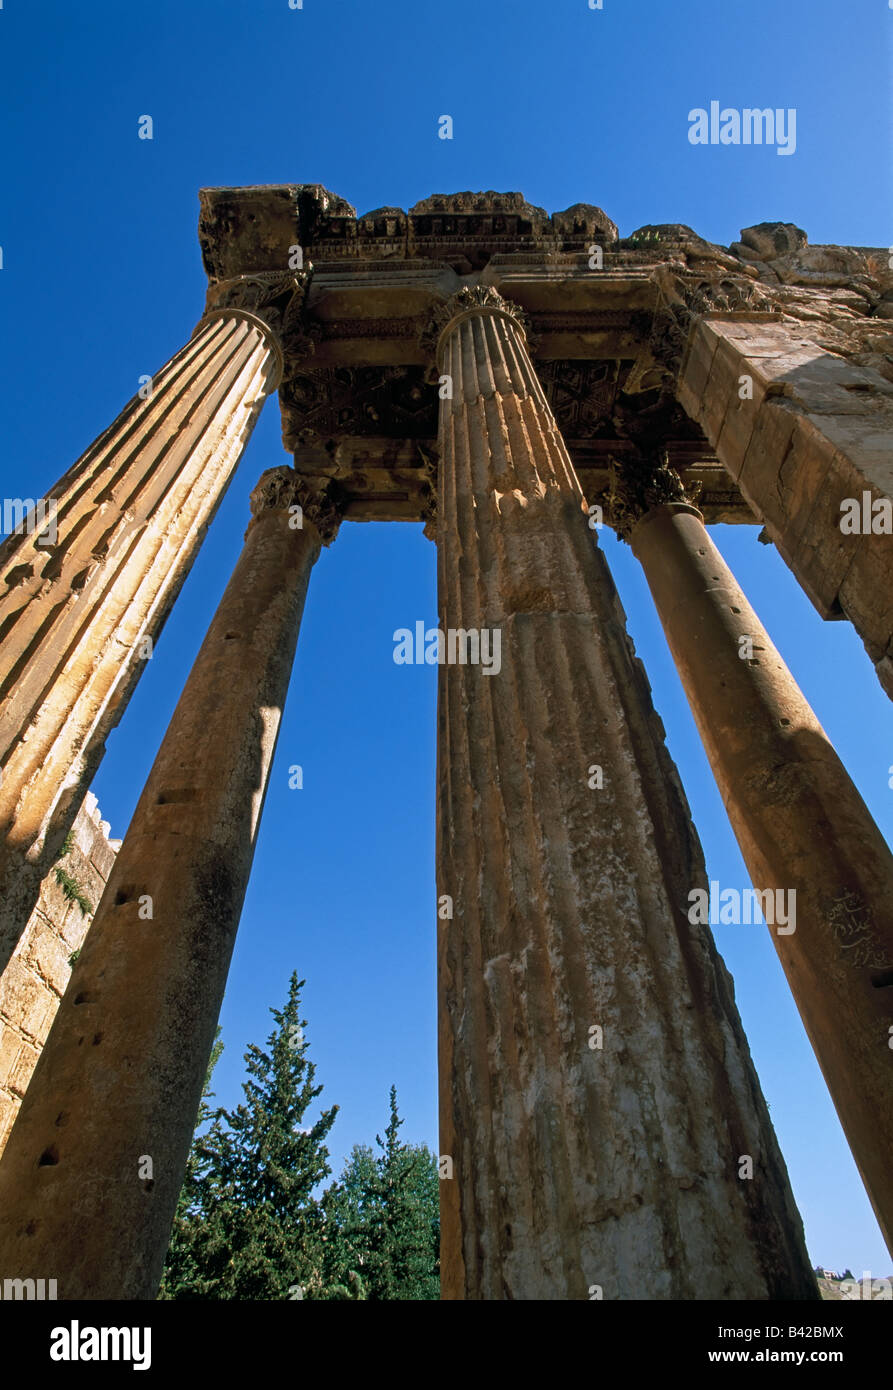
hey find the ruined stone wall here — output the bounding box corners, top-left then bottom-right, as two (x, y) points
(0, 792), (118, 1153)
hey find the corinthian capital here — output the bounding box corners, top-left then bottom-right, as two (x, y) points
(248, 466), (344, 546)
(420, 284), (533, 364)
(201, 271), (317, 384)
(607, 450), (697, 541)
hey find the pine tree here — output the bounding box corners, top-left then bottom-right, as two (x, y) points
(329, 1086), (440, 1300)
(158, 974), (340, 1300)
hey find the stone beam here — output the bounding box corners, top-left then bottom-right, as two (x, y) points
(677, 315), (893, 696)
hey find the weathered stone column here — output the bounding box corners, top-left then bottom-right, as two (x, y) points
(0, 466), (341, 1300)
(0, 272), (310, 966)
(428, 286), (818, 1301)
(623, 481), (893, 1256)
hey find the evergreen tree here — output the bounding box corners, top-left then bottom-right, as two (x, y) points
(329, 1086), (439, 1300)
(159, 974), (340, 1300)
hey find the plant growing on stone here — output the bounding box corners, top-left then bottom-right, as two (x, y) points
(53, 833), (93, 917)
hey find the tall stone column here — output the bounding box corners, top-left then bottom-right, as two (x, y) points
(428, 286), (818, 1301)
(0, 466), (341, 1300)
(0, 272), (310, 967)
(622, 476), (893, 1255)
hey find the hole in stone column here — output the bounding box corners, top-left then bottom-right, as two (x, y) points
(92, 1032), (104, 1046)
(38, 1146), (59, 1166)
(73, 991), (94, 1005)
(870, 968), (893, 988)
(224, 632), (242, 640)
(55, 1112), (69, 1128)
(143, 1179), (155, 1193)
(3, 563), (33, 588)
(779, 718), (791, 727)
(23, 1220), (39, 1236)
(156, 788), (197, 805)
(730, 606), (741, 614)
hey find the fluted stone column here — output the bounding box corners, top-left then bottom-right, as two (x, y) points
(0, 466), (340, 1300)
(624, 484), (893, 1256)
(428, 286), (817, 1301)
(0, 272), (310, 966)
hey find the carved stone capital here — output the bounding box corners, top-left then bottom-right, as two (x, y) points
(648, 269), (781, 385)
(248, 466), (344, 546)
(606, 450), (698, 541)
(420, 284), (533, 364)
(417, 443), (439, 541)
(200, 271), (316, 386)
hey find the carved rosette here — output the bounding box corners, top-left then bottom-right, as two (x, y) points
(200, 271), (316, 387)
(420, 284), (534, 366)
(248, 465), (344, 547)
(607, 449), (696, 541)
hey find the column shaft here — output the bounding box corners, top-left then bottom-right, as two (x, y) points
(630, 501), (893, 1255)
(432, 289), (818, 1300)
(0, 467), (332, 1299)
(0, 276), (303, 964)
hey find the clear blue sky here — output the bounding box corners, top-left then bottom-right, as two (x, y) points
(2, 0), (892, 1279)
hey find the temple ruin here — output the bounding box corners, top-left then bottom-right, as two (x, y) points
(0, 186), (891, 1299)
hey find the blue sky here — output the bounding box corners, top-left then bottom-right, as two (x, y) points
(1, 0), (892, 1278)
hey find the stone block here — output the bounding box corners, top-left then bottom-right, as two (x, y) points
(801, 413), (893, 496)
(776, 357), (893, 417)
(740, 223), (807, 260)
(786, 495), (857, 622)
(777, 417), (841, 550)
(699, 363), (737, 448)
(0, 961), (57, 1042)
(89, 834), (117, 882)
(7, 1039), (39, 1098)
(0, 1090), (18, 1152)
(677, 322), (719, 419)
(58, 903), (92, 951)
(41, 868), (81, 924)
(25, 923), (72, 997)
(714, 389), (761, 480)
(0, 1023), (22, 1082)
(838, 538), (893, 662)
(71, 811), (97, 859)
(736, 399), (802, 531)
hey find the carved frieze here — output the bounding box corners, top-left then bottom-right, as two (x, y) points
(280, 366), (437, 449)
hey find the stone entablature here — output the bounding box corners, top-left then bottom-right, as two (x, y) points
(196, 186), (893, 531)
